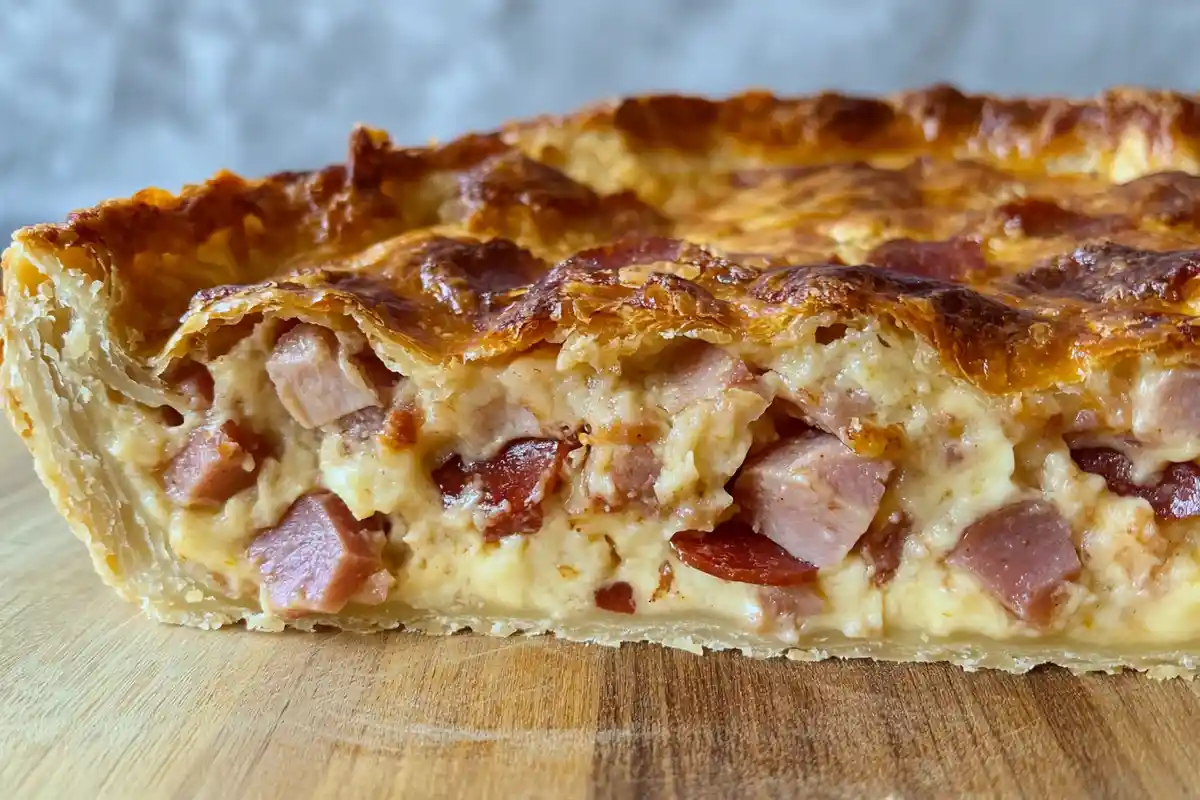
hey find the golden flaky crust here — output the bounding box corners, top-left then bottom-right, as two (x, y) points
(7, 86), (1200, 675)
(14, 85), (1200, 388)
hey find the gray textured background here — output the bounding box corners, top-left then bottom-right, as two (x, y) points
(4, 0), (1200, 238)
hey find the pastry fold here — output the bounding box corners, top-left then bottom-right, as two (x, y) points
(8, 87), (1200, 677)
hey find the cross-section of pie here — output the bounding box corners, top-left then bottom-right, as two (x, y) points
(9, 87), (1200, 676)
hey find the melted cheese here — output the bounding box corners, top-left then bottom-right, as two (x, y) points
(105, 318), (1200, 649)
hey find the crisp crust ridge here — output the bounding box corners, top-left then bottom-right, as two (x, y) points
(10, 85), (1200, 393)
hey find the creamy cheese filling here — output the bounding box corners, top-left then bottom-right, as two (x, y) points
(104, 316), (1200, 648)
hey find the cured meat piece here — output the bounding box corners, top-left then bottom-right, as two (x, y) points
(671, 520), (818, 587)
(732, 433), (893, 568)
(266, 324), (380, 429)
(946, 500), (1081, 625)
(1132, 368), (1200, 444)
(350, 570), (394, 606)
(248, 492), (386, 615)
(654, 342), (760, 413)
(755, 584), (824, 630)
(163, 420), (263, 507)
(857, 512), (911, 586)
(433, 438), (570, 539)
(337, 403), (421, 448)
(768, 373), (875, 433)
(583, 443), (660, 509)
(169, 361), (215, 411)
(381, 404), (421, 448)
(594, 582), (636, 614)
(1071, 446), (1200, 521)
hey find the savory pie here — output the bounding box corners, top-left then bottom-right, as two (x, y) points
(8, 86), (1200, 677)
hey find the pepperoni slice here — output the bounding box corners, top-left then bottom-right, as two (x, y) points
(670, 520), (818, 587)
(1071, 446), (1200, 521)
(433, 437), (570, 539)
(594, 581), (636, 614)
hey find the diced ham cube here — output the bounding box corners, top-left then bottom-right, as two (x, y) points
(336, 407), (387, 442)
(456, 399), (544, 460)
(163, 420), (263, 507)
(654, 342), (760, 414)
(583, 443), (660, 510)
(767, 372), (876, 433)
(350, 569), (394, 606)
(169, 361), (215, 411)
(945, 500), (1081, 625)
(753, 584), (825, 633)
(248, 492), (386, 615)
(266, 324), (380, 429)
(432, 438), (570, 540)
(732, 433), (893, 568)
(336, 402), (422, 449)
(857, 512), (911, 586)
(1132, 367), (1200, 443)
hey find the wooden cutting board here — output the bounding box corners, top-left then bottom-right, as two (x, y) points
(2, 424), (1199, 800)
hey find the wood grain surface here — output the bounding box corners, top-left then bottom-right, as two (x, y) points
(2, 424), (1200, 800)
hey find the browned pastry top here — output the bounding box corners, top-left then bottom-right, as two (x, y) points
(12, 86), (1200, 392)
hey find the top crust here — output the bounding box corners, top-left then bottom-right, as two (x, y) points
(8, 86), (1200, 395)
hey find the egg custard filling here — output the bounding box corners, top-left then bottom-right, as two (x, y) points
(93, 311), (1200, 672)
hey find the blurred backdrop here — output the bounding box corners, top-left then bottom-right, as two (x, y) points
(4, 0), (1200, 237)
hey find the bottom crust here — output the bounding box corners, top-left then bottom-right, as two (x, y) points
(144, 600), (1200, 679)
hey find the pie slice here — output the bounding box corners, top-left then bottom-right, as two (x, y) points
(9, 87), (1200, 677)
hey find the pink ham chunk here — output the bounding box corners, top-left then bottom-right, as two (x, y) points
(248, 492), (387, 615)
(584, 443), (661, 510)
(754, 584), (825, 634)
(164, 420), (264, 507)
(266, 324), (381, 429)
(946, 500), (1081, 625)
(169, 361), (215, 411)
(654, 342), (760, 414)
(732, 433), (893, 568)
(349, 570), (394, 606)
(1132, 367), (1200, 443)
(768, 372), (876, 433)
